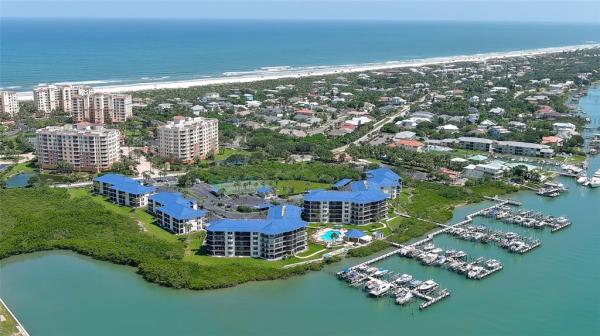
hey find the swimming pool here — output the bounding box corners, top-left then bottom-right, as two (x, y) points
(320, 230), (343, 242)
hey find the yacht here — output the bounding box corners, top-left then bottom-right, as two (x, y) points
(467, 266), (486, 279)
(363, 279), (378, 291)
(452, 250), (467, 259)
(435, 255), (447, 266)
(485, 259), (502, 269)
(369, 282), (392, 297)
(416, 280), (439, 293)
(422, 243), (435, 251)
(394, 288), (414, 305)
(420, 253), (438, 266)
(372, 269), (389, 277)
(394, 274), (413, 285)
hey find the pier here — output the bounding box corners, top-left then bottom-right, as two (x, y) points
(414, 289), (451, 310)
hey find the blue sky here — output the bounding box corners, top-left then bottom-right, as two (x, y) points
(1, 0), (599, 22)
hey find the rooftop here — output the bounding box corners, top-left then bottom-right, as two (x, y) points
(94, 174), (156, 195)
(207, 205), (307, 235)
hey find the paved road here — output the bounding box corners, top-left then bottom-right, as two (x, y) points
(331, 105), (410, 154)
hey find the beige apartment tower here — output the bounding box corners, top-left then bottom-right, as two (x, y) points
(0, 91), (19, 116)
(35, 123), (121, 172)
(157, 116), (219, 163)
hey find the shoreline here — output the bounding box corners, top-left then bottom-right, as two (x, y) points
(15, 43), (600, 101)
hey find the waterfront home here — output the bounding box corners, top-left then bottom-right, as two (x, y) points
(148, 192), (206, 234)
(93, 174), (156, 208)
(552, 122), (577, 139)
(206, 205), (308, 260)
(541, 136), (564, 147)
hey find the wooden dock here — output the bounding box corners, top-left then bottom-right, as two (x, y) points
(414, 289), (451, 310)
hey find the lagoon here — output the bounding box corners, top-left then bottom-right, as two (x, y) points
(1, 88), (599, 335)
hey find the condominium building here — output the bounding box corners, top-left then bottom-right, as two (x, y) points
(303, 187), (389, 225)
(206, 205), (308, 260)
(72, 93), (133, 124)
(157, 116), (219, 162)
(35, 123), (121, 172)
(93, 174), (156, 208)
(456, 137), (554, 158)
(148, 192), (207, 234)
(33, 85), (93, 115)
(0, 91), (19, 116)
(456, 137), (495, 152)
(494, 141), (554, 158)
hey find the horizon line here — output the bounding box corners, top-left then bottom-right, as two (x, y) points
(2, 17), (600, 24)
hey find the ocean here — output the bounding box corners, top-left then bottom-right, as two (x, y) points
(1, 18), (599, 91)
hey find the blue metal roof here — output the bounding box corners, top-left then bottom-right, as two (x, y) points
(207, 205), (307, 235)
(303, 188), (388, 204)
(149, 192), (196, 206)
(150, 192), (205, 220)
(256, 186), (273, 194)
(333, 178), (352, 189)
(365, 168), (401, 188)
(94, 174), (156, 195)
(157, 202), (206, 220)
(346, 229), (367, 239)
(348, 180), (381, 192)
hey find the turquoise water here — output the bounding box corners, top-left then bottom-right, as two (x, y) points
(5, 173), (35, 189)
(1, 87), (599, 335)
(320, 229), (343, 242)
(1, 19), (599, 91)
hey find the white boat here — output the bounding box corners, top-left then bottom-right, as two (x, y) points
(422, 243), (435, 251)
(420, 253), (438, 266)
(372, 269), (389, 277)
(416, 280), (439, 293)
(369, 282), (392, 297)
(394, 274), (413, 284)
(452, 250), (467, 259)
(394, 288), (413, 305)
(485, 259), (502, 269)
(467, 266), (486, 279)
(435, 255), (447, 266)
(589, 177), (600, 188)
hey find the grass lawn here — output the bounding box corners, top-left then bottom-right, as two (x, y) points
(68, 188), (178, 243)
(274, 180), (329, 196)
(3, 161), (35, 177)
(0, 300), (19, 336)
(214, 148), (250, 161)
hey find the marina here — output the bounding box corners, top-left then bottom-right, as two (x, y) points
(339, 194), (574, 311)
(336, 267), (451, 310)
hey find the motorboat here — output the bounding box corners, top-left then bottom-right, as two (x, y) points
(420, 253), (438, 266)
(485, 259), (502, 269)
(416, 280), (439, 293)
(467, 266), (486, 279)
(505, 232), (518, 240)
(452, 250), (467, 259)
(372, 269), (389, 277)
(369, 282), (392, 297)
(435, 255), (447, 266)
(394, 288), (414, 305)
(394, 274), (413, 285)
(422, 243), (435, 251)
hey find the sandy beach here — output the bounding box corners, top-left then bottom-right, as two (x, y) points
(15, 43), (600, 101)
